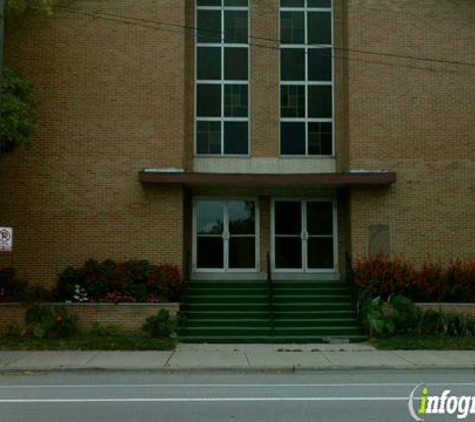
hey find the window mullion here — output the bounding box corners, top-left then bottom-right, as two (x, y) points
(221, 8), (225, 156)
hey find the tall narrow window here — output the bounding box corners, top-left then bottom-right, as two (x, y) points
(196, 0), (249, 156)
(280, 0), (333, 156)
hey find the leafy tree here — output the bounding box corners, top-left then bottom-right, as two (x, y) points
(7, 0), (56, 16)
(1, 65), (36, 153)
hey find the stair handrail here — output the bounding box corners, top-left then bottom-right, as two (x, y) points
(267, 251), (274, 332)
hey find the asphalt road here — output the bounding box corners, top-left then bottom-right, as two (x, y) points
(1, 370), (475, 422)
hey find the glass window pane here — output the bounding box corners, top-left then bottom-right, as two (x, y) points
(224, 122), (248, 155)
(225, 0), (248, 6)
(308, 12), (332, 45)
(197, 237), (224, 269)
(308, 48), (332, 81)
(281, 0), (304, 7)
(197, 84), (221, 117)
(275, 237), (302, 269)
(197, 0), (221, 6)
(308, 122), (332, 155)
(197, 10), (221, 44)
(281, 122), (306, 155)
(308, 85), (332, 118)
(197, 121), (221, 154)
(281, 85), (305, 118)
(225, 85), (248, 117)
(281, 12), (304, 44)
(275, 201), (301, 235)
(281, 49), (305, 81)
(229, 200), (255, 235)
(225, 11), (248, 44)
(224, 48), (248, 80)
(308, 0), (332, 7)
(196, 201), (224, 235)
(197, 47), (221, 80)
(229, 237), (255, 269)
(307, 201), (333, 235)
(308, 237), (334, 269)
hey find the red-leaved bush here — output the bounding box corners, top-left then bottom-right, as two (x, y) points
(353, 254), (475, 302)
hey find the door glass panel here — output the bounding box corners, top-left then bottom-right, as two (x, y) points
(275, 202), (301, 235)
(197, 237), (224, 268)
(197, 201), (224, 235)
(229, 237), (255, 269)
(308, 237), (334, 269)
(275, 237), (302, 269)
(307, 202), (333, 235)
(228, 201), (255, 235)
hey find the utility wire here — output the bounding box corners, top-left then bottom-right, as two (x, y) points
(56, 4), (475, 70)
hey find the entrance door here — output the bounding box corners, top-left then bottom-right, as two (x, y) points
(272, 199), (336, 271)
(194, 199), (258, 271)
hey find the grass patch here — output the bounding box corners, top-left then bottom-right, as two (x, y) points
(0, 333), (176, 351)
(370, 335), (475, 350)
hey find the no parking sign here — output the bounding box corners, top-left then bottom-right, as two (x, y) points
(0, 227), (13, 252)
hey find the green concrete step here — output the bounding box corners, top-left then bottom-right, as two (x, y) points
(185, 295), (269, 304)
(179, 335), (367, 344)
(180, 279), (363, 343)
(273, 318), (360, 328)
(181, 326), (362, 337)
(185, 319), (272, 328)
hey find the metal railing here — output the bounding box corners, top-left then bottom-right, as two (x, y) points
(267, 251), (274, 333)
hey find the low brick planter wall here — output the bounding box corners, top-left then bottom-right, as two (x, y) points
(0, 303), (180, 334)
(416, 303), (475, 318)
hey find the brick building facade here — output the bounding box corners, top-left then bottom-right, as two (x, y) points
(2, 0), (474, 287)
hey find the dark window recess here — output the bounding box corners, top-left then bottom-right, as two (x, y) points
(281, 122), (306, 155)
(196, 121), (221, 154)
(308, 12), (332, 45)
(280, 0), (304, 8)
(308, 85), (332, 118)
(224, 48), (248, 80)
(224, 11), (248, 43)
(224, 122), (248, 155)
(281, 85), (305, 118)
(280, 11), (305, 44)
(197, 10), (221, 43)
(225, 85), (248, 117)
(197, 47), (221, 80)
(281, 49), (305, 81)
(308, 48), (332, 81)
(308, 122), (332, 155)
(197, 84), (221, 117)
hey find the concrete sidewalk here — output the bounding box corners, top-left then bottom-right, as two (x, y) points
(1, 344), (475, 372)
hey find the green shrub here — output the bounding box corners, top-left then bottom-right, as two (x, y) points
(142, 310), (176, 339)
(25, 305), (77, 338)
(359, 293), (421, 338)
(89, 321), (123, 338)
(417, 310), (475, 337)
